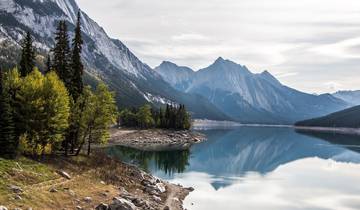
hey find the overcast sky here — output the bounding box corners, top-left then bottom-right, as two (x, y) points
(77, 0), (360, 94)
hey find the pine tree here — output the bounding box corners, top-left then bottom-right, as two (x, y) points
(53, 20), (72, 92)
(45, 54), (51, 74)
(0, 69), (17, 158)
(19, 32), (36, 77)
(71, 11), (84, 101)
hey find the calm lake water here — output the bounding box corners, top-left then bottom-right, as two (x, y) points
(106, 127), (360, 210)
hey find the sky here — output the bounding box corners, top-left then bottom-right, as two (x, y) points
(77, 0), (360, 94)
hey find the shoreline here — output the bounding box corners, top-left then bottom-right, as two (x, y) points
(0, 128), (205, 210)
(108, 128), (206, 151)
(294, 126), (360, 135)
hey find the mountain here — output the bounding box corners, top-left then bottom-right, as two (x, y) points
(295, 105), (360, 128)
(333, 90), (360, 105)
(155, 61), (194, 91)
(155, 57), (349, 124)
(0, 0), (229, 120)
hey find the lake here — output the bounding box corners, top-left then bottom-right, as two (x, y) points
(106, 127), (360, 210)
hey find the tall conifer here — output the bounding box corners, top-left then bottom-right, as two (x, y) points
(71, 11), (84, 101)
(19, 32), (36, 77)
(45, 54), (51, 74)
(53, 20), (72, 91)
(0, 69), (16, 158)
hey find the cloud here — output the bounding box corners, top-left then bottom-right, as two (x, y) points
(77, 0), (360, 93)
(171, 33), (210, 42)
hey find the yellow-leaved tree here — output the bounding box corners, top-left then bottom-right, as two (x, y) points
(16, 69), (70, 155)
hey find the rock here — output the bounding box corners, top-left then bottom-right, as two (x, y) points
(49, 187), (58, 193)
(75, 206), (82, 210)
(0, 206), (7, 210)
(9, 185), (23, 193)
(68, 190), (76, 196)
(187, 187), (195, 192)
(163, 206), (170, 210)
(132, 198), (146, 207)
(155, 183), (166, 193)
(100, 181), (106, 185)
(14, 195), (22, 200)
(109, 197), (136, 210)
(95, 203), (109, 210)
(57, 170), (71, 180)
(152, 195), (161, 202)
(83, 197), (92, 203)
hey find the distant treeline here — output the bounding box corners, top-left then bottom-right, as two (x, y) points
(119, 104), (191, 130)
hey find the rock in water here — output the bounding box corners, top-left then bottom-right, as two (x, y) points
(109, 197), (136, 210)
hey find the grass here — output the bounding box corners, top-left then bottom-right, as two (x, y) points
(0, 152), (147, 210)
(0, 156), (57, 195)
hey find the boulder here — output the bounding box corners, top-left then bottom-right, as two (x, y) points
(109, 197), (136, 210)
(83, 197), (92, 203)
(155, 183), (166, 193)
(49, 187), (58, 193)
(0, 206), (7, 210)
(152, 195), (161, 203)
(57, 171), (71, 180)
(95, 203), (109, 210)
(9, 185), (23, 193)
(14, 195), (22, 200)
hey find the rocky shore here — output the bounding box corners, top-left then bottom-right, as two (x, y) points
(109, 128), (206, 151)
(0, 152), (193, 210)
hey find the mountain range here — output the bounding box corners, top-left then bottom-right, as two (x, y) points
(155, 58), (349, 124)
(0, 0), (353, 124)
(0, 0), (228, 120)
(332, 90), (360, 105)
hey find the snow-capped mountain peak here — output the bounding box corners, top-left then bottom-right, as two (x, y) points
(156, 58), (348, 124)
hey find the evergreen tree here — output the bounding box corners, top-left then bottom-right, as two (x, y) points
(19, 32), (36, 77)
(0, 69), (17, 158)
(45, 54), (51, 74)
(71, 11), (84, 101)
(53, 20), (72, 92)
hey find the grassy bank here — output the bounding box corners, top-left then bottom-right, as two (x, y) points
(0, 152), (189, 210)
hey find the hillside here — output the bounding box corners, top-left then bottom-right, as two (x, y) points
(295, 105), (360, 128)
(0, 153), (188, 210)
(0, 0), (229, 121)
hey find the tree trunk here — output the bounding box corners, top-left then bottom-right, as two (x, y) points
(87, 132), (92, 156)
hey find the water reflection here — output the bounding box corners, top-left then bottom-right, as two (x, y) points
(106, 127), (360, 210)
(107, 146), (190, 175)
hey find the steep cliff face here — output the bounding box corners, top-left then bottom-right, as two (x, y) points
(0, 0), (229, 120)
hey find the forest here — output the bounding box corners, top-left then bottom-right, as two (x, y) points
(0, 12), (117, 158)
(119, 104), (191, 130)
